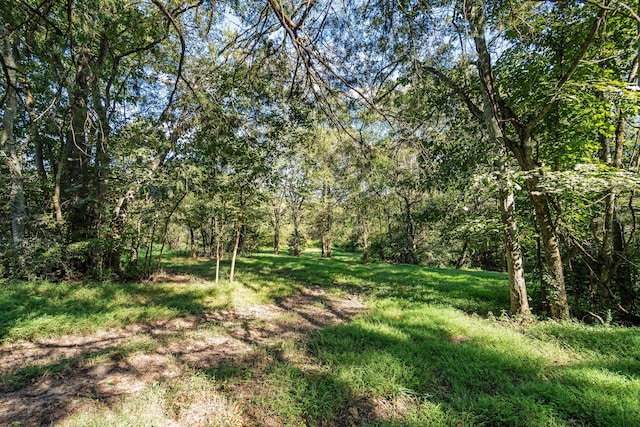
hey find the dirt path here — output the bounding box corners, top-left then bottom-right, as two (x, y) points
(0, 287), (367, 426)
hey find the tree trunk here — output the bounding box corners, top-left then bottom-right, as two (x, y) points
(0, 33), (27, 273)
(190, 227), (196, 258)
(273, 201), (281, 255)
(129, 215), (143, 265)
(209, 217), (216, 257)
(90, 46), (111, 269)
(402, 194), (417, 262)
(293, 216), (300, 256)
(534, 223), (549, 314)
(291, 203), (302, 256)
(358, 210), (369, 261)
(52, 130), (66, 229)
(214, 217), (225, 284)
(200, 228), (208, 256)
(24, 82), (49, 202)
(145, 212), (159, 275)
(229, 223), (242, 285)
(598, 130), (616, 304)
(526, 175), (569, 319)
(466, 0), (568, 319)
(66, 47), (92, 240)
(381, 196), (393, 240)
(456, 241), (469, 269)
(598, 46), (638, 308)
(230, 189), (245, 284)
(499, 187), (530, 315)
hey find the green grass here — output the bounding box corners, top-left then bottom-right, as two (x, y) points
(309, 303), (640, 426)
(2, 249), (639, 426)
(0, 278), (233, 341)
(166, 249), (511, 315)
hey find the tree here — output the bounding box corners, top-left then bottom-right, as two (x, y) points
(0, 26), (27, 273)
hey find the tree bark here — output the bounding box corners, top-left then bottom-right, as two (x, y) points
(597, 51), (638, 309)
(229, 223), (242, 284)
(129, 215), (143, 265)
(190, 227), (196, 258)
(52, 128), (66, 228)
(214, 217), (225, 284)
(229, 188), (245, 284)
(145, 212), (159, 275)
(273, 199), (282, 255)
(525, 174), (569, 319)
(499, 187), (530, 315)
(66, 46), (92, 239)
(0, 32), (27, 273)
(456, 241), (469, 269)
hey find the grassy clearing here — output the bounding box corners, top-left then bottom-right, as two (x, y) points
(2, 249), (639, 426)
(163, 250), (640, 426)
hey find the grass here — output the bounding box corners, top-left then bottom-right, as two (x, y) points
(60, 372), (243, 427)
(2, 248), (639, 426)
(0, 275), (236, 341)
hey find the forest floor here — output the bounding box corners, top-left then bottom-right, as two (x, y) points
(1, 250), (639, 426)
(1, 279), (368, 426)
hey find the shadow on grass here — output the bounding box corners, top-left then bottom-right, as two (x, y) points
(305, 310), (640, 426)
(0, 334), (163, 426)
(164, 251), (510, 316)
(3, 249), (639, 426)
(0, 279), (227, 341)
(155, 252), (640, 425)
(260, 253), (510, 315)
(203, 345), (363, 427)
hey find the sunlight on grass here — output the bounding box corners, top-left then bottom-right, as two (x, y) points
(0, 279), (229, 341)
(310, 295), (639, 426)
(258, 364), (349, 425)
(60, 373), (243, 427)
(157, 249), (640, 426)
(2, 250), (639, 426)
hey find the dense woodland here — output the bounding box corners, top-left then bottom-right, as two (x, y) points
(2, 0), (640, 322)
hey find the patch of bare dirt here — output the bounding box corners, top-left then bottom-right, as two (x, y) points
(448, 334), (470, 345)
(0, 286), (367, 426)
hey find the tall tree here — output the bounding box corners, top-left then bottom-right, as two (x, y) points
(0, 26), (27, 273)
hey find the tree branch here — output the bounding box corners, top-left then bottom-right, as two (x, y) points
(527, 3), (607, 134)
(422, 65), (483, 121)
(151, 0), (202, 116)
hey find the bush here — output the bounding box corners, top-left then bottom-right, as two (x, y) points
(368, 233), (418, 265)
